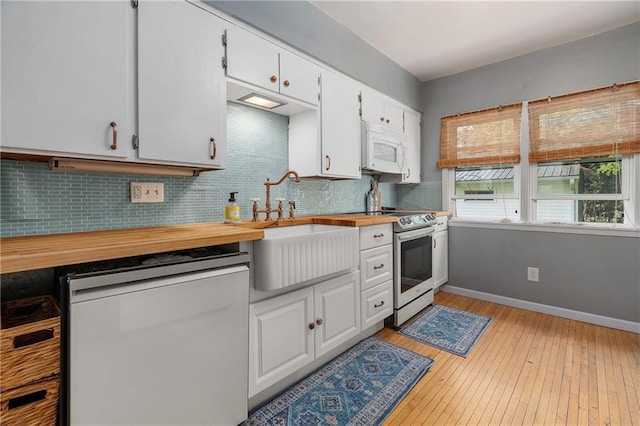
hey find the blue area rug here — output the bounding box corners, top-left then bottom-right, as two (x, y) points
(246, 336), (434, 426)
(399, 304), (492, 357)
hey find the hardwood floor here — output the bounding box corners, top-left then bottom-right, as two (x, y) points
(378, 291), (640, 425)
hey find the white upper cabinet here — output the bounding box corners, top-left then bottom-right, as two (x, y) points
(402, 110), (422, 183)
(279, 50), (321, 106)
(289, 70), (361, 179)
(225, 25), (320, 106)
(360, 89), (404, 132)
(1, 1), (133, 159)
(320, 71), (362, 178)
(137, 1), (226, 168)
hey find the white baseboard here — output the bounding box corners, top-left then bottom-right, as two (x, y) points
(441, 285), (640, 334)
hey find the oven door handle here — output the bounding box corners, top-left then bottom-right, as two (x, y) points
(396, 227), (434, 241)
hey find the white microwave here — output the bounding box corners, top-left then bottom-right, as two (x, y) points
(361, 121), (406, 174)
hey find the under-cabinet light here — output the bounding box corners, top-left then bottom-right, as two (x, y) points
(237, 92), (285, 109)
(49, 158), (202, 177)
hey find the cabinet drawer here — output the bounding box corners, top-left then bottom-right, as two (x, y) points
(361, 281), (393, 329)
(359, 224), (393, 250)
(359, 244), (393, 291)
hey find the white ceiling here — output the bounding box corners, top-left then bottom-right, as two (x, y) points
(310, 1), (640, 82)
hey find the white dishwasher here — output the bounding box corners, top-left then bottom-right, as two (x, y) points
(62, 248), (250, 425)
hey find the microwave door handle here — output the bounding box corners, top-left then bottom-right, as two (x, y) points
(399, 143), (407, 171)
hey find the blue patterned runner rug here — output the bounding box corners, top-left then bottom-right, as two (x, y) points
(399, 304), (492, 357)
(246, 336), (434, 425)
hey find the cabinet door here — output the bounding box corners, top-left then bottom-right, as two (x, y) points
(1, 1), (132, 159)
(433, 230), (449, 287)
(360, 90), (386, 125)
(138, 1), (226, 168)
(384, 102), (404, 132)
(402, 110), (421, 183)
(320, 71), (361, 178)
(360, 90), (404, 132)
(249, 287), (314, 397)
(279, 50), (320, 105)
(314, 271), (360, 357)
(225, 25), (279, 94)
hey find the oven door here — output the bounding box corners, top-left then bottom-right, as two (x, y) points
(394, 227), (434, 308)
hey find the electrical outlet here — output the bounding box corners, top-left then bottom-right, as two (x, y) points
(527, 267), (539, 282)
(130, 182), (164, 203)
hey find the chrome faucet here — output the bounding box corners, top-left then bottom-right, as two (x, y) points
(252, 170), (301, 221)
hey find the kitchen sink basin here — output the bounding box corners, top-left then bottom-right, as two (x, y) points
(253, 224), (359, 291)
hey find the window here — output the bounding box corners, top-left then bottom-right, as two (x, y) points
(533, 156), (628, 224)
(441, 81), (639, 228)
(453, 165), (519, 221)
(439, 103), (522, 221)
(529, 82), (638, 225)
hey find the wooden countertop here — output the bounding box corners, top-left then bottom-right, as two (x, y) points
(0, 211), (450, 273)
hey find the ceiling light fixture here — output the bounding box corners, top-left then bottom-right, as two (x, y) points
(237, 92), (285, 109)
(49, 158), (203, 177)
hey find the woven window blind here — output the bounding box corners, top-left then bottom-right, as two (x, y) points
(528, 81), (640, 163)
(437, 103), (522, 168)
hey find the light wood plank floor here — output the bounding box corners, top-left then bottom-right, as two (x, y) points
(378, 291), (640, 426)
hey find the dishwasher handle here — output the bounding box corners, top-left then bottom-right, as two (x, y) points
(69, 265), (248, 304)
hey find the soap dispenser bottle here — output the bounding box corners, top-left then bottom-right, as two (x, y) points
(224, 192), (241, 224)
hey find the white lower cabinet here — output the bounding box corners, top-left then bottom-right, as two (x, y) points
(433, 217), (449, 288)
(359, 224), (394, 328)
(249, 270), (360, 397)
(361, 281), (393, 330)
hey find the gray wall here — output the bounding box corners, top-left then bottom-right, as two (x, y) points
(421, 22), (640, 182)
(425, 23), (640, 322)
(449, 228), (640, 322)
(207, 0), (422, 111)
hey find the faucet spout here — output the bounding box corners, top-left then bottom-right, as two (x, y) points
(259, 170), (301, 221)
(266, 170), (301, 187)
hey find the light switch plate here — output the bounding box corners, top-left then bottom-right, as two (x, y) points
(131, 182), (164, 203)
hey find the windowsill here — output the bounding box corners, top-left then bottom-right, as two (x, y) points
(448, 218), (640, 238)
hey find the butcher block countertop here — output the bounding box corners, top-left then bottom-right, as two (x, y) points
(0, 212), (450, 273)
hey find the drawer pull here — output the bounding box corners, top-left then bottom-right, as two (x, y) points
(373, 264), (384, 270)
(373, 233), (384, 238)
(374, 301), (385, 308)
